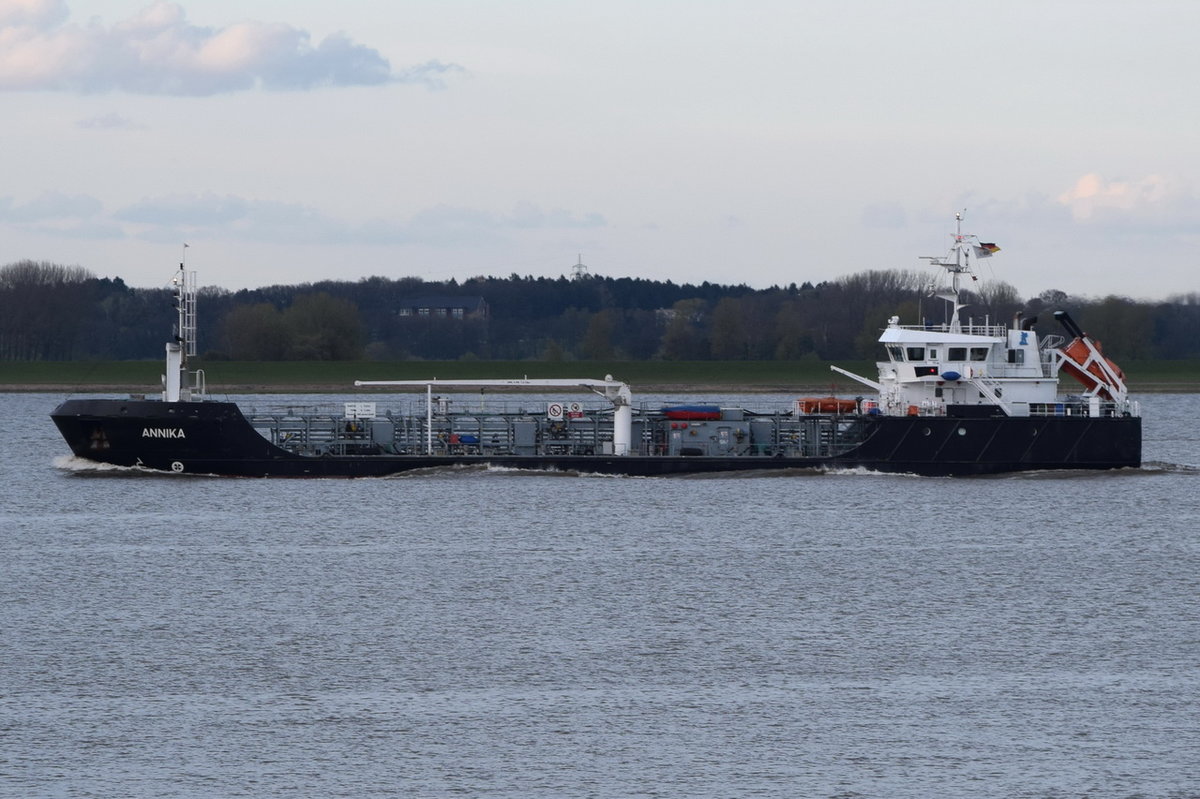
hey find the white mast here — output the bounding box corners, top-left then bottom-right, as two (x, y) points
(163, 250), (198, 402)
(920, 210), (989, 333)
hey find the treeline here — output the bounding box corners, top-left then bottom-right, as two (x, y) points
(0, 261), (170, 360)
(3, 259), (1199, 362)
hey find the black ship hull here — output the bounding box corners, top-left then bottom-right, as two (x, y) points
(51, 398), (1143, 478)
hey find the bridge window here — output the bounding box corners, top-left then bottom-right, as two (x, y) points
(905, 347), (925, 361)
(948, 347), (966, 360)
(970, 347), (989, 361)
(886, 345), (903, 361)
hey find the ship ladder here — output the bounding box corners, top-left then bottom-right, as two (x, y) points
(966, 375), (1012, 416)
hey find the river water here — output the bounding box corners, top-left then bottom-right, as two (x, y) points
(2, 391), (1198, 798)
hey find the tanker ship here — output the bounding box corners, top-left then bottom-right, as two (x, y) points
(51, 219), (1141, 477)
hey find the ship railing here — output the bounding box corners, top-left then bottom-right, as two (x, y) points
(1027, 399), (1137, 418)
(1041, 334), (1066, 351)
(740, 415), (868, 458)
(248, 401), (879, 458)
(245, 397), (810, 424)
(382, 413), (616, 457)
(189, 369), (206, 398)
(249, 413), (369, 454)
(1035, 335), (1067, 378)
(894, 322), (1007, 337)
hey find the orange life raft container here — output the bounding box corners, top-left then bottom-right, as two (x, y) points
(797, 397), (858, 414)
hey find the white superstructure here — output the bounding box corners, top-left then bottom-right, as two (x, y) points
(835, 213), (1136, 419)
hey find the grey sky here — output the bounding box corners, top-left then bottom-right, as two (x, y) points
(2, 0), (1197, 299)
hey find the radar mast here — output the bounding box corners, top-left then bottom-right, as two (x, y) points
(919, 211), (999, 332)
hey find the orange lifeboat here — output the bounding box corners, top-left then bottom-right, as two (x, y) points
(1059, 337), (1126, 402)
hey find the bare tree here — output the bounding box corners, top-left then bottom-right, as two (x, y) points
(0, 260), (96, 359)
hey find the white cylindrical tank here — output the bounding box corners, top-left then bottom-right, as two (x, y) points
(613, 403), (632, 455)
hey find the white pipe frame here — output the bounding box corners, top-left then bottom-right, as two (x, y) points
(354, 376), (634, 456)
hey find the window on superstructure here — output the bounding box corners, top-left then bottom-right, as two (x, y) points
(887, 345), (903, 361)
(905, 347), (925, 361)
(970, 347), (989, 361)
(948, 347), (966, 361)
(1007, 349), (1025, 364)
(929, 349), (938, 359)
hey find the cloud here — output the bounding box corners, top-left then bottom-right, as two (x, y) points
(0, 0), (65, 27)
(373, 203), (606, 245)
(116, 192), (250, 227)
(46, 220), (127, 239)
(107, 193), (605, 246)
(895, 178), (1200, 238)
(1048, 173), (1200, 238)
(505, 201), (606, 230)
(2, 188), (606, 246)
(1057, 173), (1174, 222)
(394, 58), (460, 90)
(76, 111), (146, 130)
(0, 0), (455, 95)
(0, 189), (124, 238)
(0, 189), (102, 221)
